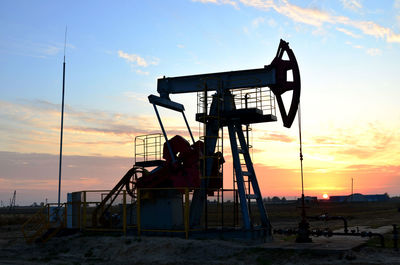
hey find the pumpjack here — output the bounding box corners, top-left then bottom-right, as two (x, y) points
(92, 39), (301, 239)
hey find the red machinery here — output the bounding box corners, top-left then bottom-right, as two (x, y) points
(92, 135), (223, 226)
(137, 135), (203, 190)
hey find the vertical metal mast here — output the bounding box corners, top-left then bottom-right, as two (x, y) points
(351, 177), (354, 202)
(58, 27), (67, 208)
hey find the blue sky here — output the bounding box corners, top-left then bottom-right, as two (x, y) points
(1, 0), (400, 204)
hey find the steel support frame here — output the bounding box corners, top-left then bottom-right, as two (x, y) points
(189, 94), (221, 227)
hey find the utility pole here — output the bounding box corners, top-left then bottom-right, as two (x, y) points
(351, 177), (353, 202)
(9, 190), (16, 211)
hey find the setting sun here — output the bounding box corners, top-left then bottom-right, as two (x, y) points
(322, 193), (329, 199)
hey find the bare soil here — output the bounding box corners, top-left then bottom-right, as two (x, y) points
(1, 201), (400, 264)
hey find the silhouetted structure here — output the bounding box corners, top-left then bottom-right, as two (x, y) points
(329, 193), (389, 202)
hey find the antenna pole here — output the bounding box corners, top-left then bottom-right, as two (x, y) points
(58, 26), (67, 208)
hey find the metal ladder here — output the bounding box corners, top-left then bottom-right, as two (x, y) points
(228, 122), (270, 232)
(233, 124), (253, 222)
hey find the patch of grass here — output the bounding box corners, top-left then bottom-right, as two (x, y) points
(0, 214), (31, 226)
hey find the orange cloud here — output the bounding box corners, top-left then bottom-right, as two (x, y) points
(0, 99), (195, 156)
(260, 132), (295, 143)
(0, 151), (134, 204)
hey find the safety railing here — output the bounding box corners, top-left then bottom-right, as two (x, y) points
(136, 187), (246, 237)
(135, 133), (163, 165)
(70, 190), (128, 234)
(232, 87), (276, 116)
(69, 187), (250, 239)
(197, 87), (276, 116)
(21, 203), (67, 243)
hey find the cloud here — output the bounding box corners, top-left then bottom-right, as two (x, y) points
(345, 164), (400, 174)
(312, 136), (339, 145)
(260, 132), (295, 143)
(397, 15), (400, 29)
(123, 91), (149, 103)
(336, 27), (361, 38)
(252, 17), (265, 27)
(43, 45), (61, 55)
(340, 0), (362, 12)
(240, 0), (341, 27)
(0, 99), (159, 156)
(135, 69), (149, 75)
(338, 147), (376, 159)
(177, 44), (185, 49)
(192, 0), (239, 9)
(347, 20), (399, 42)
(344, 40), (363, 49)
(0, 99), (198, 157)
(0, 151), (134, 204)
(366, 48), (382, 56)
(267, 18), (277, 27)
(310, 123), (399, 163)
(118, 51), (159, 75)
(344, 41), (381, 55)
(64, 126), (142, 137)
(118, 50), (151, 67)
(198, 0), (400, 43)
(395, 0), (400, 9)
(304, 185), (347, 191)
(0, 37), (75, 59)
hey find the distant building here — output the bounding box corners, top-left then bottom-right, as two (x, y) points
(297, 196), (318, 203)
(363, 194), (390, 202)
(329, 195), (348, 203)
(329, 193), (389, 202)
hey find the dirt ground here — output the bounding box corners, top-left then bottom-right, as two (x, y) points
(1, 201), (400, 264)
(1, 224), (400, 265)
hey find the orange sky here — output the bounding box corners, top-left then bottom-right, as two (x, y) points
(1, 96), (399, 205)
(1, 1), (400, 205)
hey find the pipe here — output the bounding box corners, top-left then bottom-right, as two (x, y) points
(333, 232), (385, 248)
(273, 228), (385, 248)
(307, 214), (348, 234)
